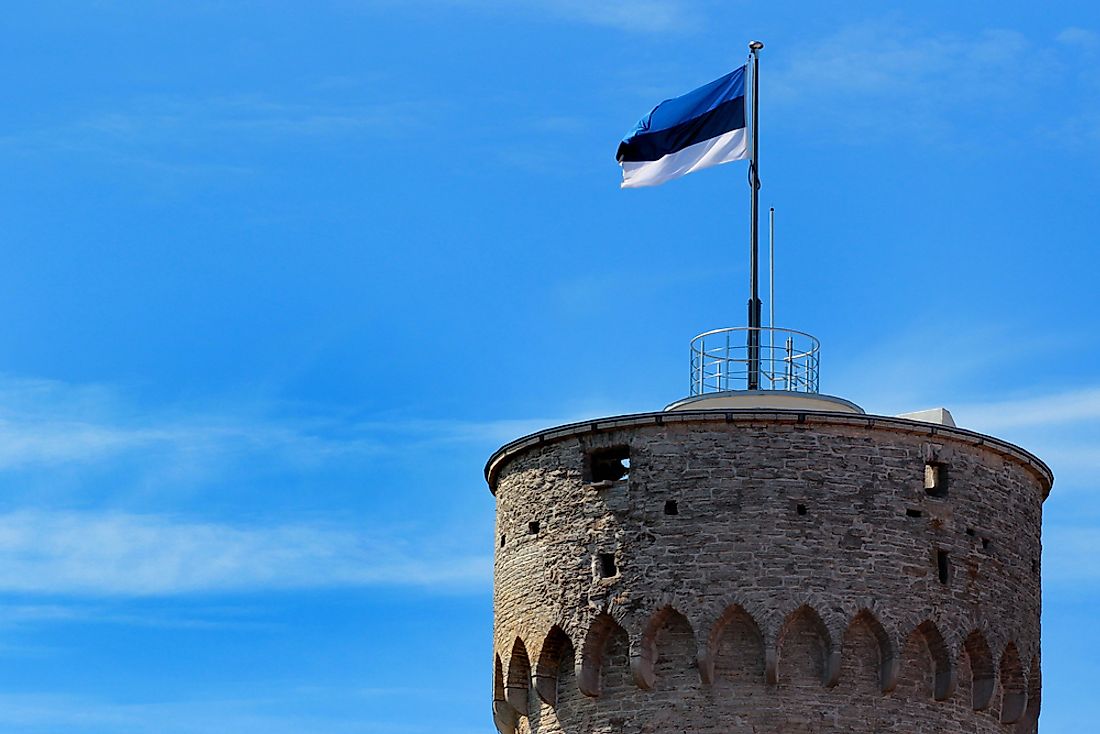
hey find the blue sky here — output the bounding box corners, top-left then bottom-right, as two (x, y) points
(0, 1), (1098, 731)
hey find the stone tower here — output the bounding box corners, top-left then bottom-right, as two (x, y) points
(485, 327), (1051, 734)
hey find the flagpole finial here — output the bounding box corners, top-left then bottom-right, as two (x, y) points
(749, 40), (764, 50)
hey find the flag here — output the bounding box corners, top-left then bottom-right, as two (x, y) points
(616, 65), (748, 188)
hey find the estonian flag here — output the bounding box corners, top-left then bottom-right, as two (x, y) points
(616, 65), (748, 189)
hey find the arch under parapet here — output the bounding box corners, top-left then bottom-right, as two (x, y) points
(534, 626), (574, 706)
(505, 637), (532, 715)
(632, 605), (699, 690)
(1016, 655), (1041, 732)
(578, 613), (629, 698)
(494, 653), (517, 734)
(776, 605), (838, 688)
(897, 620), (955, 701)
(962, 629), (995, 711)
(705, 603), (765, 686)
(918, 620), (955, 701)
(1000, 641), (1027, 724)
(842, 609), (898, 693)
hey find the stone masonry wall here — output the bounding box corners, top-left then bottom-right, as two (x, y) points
(487, 410), (1052, 734)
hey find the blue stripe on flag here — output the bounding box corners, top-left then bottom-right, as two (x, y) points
(616, 96), (745, 163)
(617, 65), (746, 154)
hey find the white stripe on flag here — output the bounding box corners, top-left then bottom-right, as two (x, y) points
(620, 127), (748, 189)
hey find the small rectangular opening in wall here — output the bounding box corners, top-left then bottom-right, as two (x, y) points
(924, 462), (948, 498)
(598, 553), (618, 579)
(937, 549), (950, 584)
(906, 508), (923, 518)
(664, 500), (678, 516)
(965, 527), (976, 537)
(796, 503), (807, 516)
(587, 446), (631, 484)
(981, 537), (991, 551)
(500, 534), (506, 548)
(528, 521), (540, 535)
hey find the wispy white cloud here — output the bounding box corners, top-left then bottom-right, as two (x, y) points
(520, 0), (698, 33)
(358, 407), (645, 448)
(0, 602), (275, 632)
(0, 374), (396, 473)
(829, 323), (1099, 494)
(945, 386), (1100, 497)
(1057, 27), (1100, 51)
(775, 24), (1030, 99)
(0, 691), (487, 734)
(1050, 110), (1100, 148)
(0, 374), (507, 598)
(0, 510), (488, 596)
(829, 321), (1028, 413)
(952, 386), (1100, 432)
(0, 374), (623, 476)
(770, 23), (1098, 147)
(74, 94), (424, 141)
(356, 416), (554, 448)
(364, 0), (701, 33)
(0, 94), (429, 179)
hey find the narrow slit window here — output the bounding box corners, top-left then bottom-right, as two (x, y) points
(664, 500), (678, 516)
(796, 503), (807, 516)
(981, 537), (991, 551)
(924, 462), (948, 498)
(906, 508), (923, 518)
(528, 521), (540, 535)
(500, 534), (506, 548)
(588, 446), (631, 483)
(598, 553), (618, 579)
(937, 549), (950, 584)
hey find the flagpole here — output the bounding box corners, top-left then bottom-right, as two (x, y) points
(747, 40), (764, 390)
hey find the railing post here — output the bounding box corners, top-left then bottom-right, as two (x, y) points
(813, 349), (819, 392)
(724, 330), (731, 391)
(785, 336), (794, 390)
(695, 340), (702, 395)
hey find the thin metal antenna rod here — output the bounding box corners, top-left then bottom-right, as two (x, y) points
(769, 206), (775, 330)
(747, 40), (764, 390)
(769, 206), (775, 380)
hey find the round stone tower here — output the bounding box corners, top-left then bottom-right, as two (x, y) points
(486, 327), (1051, 734)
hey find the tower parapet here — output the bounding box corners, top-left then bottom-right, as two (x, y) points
(487, 409), (1050, 734)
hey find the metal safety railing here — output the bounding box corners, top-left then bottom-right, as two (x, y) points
(689, 326), (820, 396)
